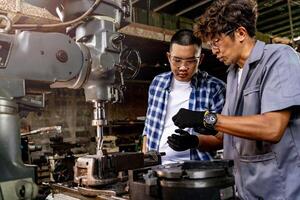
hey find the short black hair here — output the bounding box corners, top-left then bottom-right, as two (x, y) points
(170, 29), (202, 51)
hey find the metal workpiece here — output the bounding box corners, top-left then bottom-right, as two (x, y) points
(52, 152), (162, 199)
(129, 160), (235, 200)
(74, 155), (119, 187)
(74, 152), (144, 186)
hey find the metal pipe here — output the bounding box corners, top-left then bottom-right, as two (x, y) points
(12, 0), (102, 29)
(21, 126), (62, 136)
(288, 0), (295, 46)
(147, 0), (151, 25)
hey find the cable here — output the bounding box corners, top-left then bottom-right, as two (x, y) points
(11, 0), (101, 30)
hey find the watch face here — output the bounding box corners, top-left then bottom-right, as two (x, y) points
(209, 115), (216, 122)
(205, 113), (217, 125)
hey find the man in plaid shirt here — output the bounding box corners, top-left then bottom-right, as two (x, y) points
(142, 29), (226, 164)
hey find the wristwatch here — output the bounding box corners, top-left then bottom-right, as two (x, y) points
(203, 111), (218, 130)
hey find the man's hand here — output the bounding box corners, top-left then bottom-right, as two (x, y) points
(167, 129), (199, 151)
(172, 108), (205, 129)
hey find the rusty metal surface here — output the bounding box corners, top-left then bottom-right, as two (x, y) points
(78, 187), (117, 197)
(0, 0), (62, 32)
(51, 184), (128, 200)
(0, 0), (58, 22)
(119, 23), (174, 42)
(51, 184), (95, 200)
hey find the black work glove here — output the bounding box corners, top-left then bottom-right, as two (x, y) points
(167, 129), (199, 151)
(172, 108), (205, 129)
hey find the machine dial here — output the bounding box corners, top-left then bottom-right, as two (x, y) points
(118, 48), (141, 80)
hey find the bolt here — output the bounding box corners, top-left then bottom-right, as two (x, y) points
(56, 50), (68, 63)
(19, 185), (25, 197)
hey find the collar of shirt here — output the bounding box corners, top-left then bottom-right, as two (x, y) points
(227, 40), (266, 73)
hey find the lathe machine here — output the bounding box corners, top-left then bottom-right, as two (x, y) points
(0, 0), (140, 199)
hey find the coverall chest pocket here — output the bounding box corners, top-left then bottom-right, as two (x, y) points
(239, 152), (285, 200)
(242, 85), (261, 115)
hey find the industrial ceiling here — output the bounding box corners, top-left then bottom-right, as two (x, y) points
(132, 0), (300, 42)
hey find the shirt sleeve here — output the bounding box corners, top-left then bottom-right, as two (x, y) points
(210, 82), (226, 113)
(142, 78), (157, 136)
(261, 46), (300, 113)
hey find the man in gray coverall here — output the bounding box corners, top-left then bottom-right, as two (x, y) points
(167, 0), (300, 199)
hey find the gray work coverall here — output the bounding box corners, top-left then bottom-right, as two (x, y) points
(223, 41), (300, 200)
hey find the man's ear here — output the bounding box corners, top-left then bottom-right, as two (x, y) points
(236, 27), (247, 42)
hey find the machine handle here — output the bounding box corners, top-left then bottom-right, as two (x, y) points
(0, 15), (12, 33)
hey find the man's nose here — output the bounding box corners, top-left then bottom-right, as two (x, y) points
(178, 62), (189, 70)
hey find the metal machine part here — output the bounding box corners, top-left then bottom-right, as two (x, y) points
(49, 0), (141, 159)
(51, 151), (162, 198)
(74, 152), (144, 187)
(21, 126), (62, 136)
(129, 160), (235, 200)
(0, 15), (12, 33)
(0, 89), (38, 199)
(92, 101), (107, 156)
(51, 154), (76, 183)
(0, 0), (140, 199)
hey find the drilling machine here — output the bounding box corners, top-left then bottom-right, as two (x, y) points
(0, 0), (143, 199)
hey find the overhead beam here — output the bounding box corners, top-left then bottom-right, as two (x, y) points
(276, 27), (300, 37)
(291, 1), (300, 6)
(259, 15), (300, 32)
(153, 0), (177, 12)
(175, 0), (211, 16)
(269, 20), (300, 35)
(119, 22), (175, 42)
(257, 0), (284, 12)
(258, 9), (300, 27)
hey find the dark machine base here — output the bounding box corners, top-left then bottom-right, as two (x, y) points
(129, 160), (235, 200)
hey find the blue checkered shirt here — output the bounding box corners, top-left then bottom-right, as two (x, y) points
(143, 71), (226, 160)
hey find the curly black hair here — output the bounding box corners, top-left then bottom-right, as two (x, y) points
(194, 0), (258, 42)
